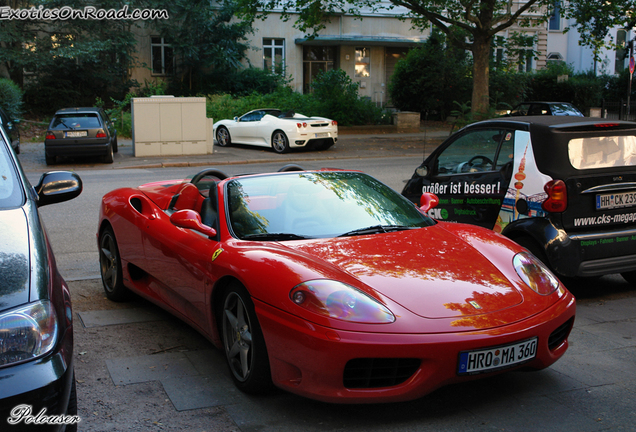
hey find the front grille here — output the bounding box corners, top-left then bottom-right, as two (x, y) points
(343, 358), (421, 389)
(548, 318), (574, 350)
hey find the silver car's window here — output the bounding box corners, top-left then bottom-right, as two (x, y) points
(568, 135), (636, 169)
(0, 138), (24, 208)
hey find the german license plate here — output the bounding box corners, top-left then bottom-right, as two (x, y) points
(457, 337), (537, 375)
(596, 191), (636, 210)
(314, 132), (328, 138)
(66, 131), (87, 138)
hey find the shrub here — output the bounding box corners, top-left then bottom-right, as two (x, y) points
(0, 78), (24, 119)
(207, 73), (390, 126)
(389, 30), (472, 120)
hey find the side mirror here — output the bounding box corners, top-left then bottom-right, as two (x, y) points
(171, 209), (217, 238)
(233, 116), (238, 121)
(419, 192), (439, 213)
(34, 171), (82, 207)
(415, 166), (428, 177)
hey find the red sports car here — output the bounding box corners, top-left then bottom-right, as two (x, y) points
(97, 166), (576, 403)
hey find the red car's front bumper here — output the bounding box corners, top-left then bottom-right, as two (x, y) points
(255, 292), (576, 404)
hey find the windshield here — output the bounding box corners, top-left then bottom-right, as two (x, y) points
(226, 172), (434, 239)
(0, 134), (24, 209)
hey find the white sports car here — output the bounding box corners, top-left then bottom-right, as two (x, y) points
(213, 109), (338, 154)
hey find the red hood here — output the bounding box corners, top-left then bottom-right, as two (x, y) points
(283, 226), (523, 320)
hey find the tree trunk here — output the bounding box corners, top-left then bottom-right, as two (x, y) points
(471, 35), (492, 119)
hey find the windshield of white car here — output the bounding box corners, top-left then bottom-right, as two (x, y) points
(226, 172), (434, 240)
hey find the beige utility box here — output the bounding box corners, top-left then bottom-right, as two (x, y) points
(392, 111), (420, 132)
(132, 96), (213, 157)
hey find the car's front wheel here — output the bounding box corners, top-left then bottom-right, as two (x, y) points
(221, 282), (272, 394)
(272, 131), (290, 154)
(99, 226), (128, 301)
(216, 126), (231, 147)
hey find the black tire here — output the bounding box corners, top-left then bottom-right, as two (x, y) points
(45, 153), (56, 165)
(14, 142), (20, 155)
(621, 270), (636, 285)
(512, 235), (548, 261)
(99, 226), (129, 302)
(271, 131), (290, 154)
(66, 374), (78, 432)
(221, 282), (272, 394)
(216, 126), (231, 147)
(103, 144), (114, 164)
(113, 135), (118, 153)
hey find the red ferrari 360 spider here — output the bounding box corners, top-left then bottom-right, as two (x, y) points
(97, 166), (575, 403)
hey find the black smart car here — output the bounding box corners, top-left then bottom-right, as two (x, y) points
(0, 122), (82, 430)
(44, 107), (117, 165)
(403, 116), (636, 283)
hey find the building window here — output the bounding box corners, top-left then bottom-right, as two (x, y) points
(263, 38), (285, 74)
(616, 30), (627, 73)
(303, 46), (337, 93)
(151, 37), (173, 75)
(518, 50), (533, 72)
(355, 47), (370, 77)
(549, 1), (561, 31)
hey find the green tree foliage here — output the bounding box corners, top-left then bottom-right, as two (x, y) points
(566, 0), (636, 59)
(389, 30), (471, 120)
(148, 0), (254, 95)
(0, 78), (24, 118)
(1, 0), (139, 114)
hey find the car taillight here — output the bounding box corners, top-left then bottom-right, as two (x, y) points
(96, 130), (107, 138)
(45, 133), (55, 140)
(542, 179), (567, 213)
(594, 123), (619, 128)
(296, 122), (307, 128)
(332, 120), (338, 126)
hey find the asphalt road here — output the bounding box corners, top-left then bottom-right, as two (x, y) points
(16, 134), (636, 431)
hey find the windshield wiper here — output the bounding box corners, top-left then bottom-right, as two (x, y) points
(338, 225), (414, 237)
(242, 232), (313, 241)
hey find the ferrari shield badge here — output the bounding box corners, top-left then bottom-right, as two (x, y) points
(211, 248), (224, 262)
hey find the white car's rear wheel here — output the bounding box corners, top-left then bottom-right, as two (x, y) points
(272, 131), (290, 154)
(216, 126), (231, 147)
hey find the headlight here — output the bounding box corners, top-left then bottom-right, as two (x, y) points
(0, 300), (59, 367)
(290, 280), (395, 324)
(513, 252), (559, 295)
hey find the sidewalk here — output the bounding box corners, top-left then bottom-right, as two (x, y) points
(17, 126), (451, 172)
